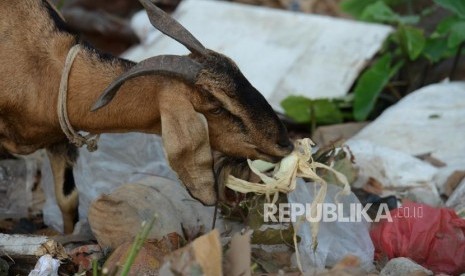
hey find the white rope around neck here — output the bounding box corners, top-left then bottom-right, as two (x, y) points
(58, 44), (99, 152)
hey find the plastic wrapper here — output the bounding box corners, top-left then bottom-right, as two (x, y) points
(288, 179), (374, 272)
(28, 254), (60, 276)
(0, 158), (36, 219)
(370, 202), (465, 275)
(42, 133), (177, 232)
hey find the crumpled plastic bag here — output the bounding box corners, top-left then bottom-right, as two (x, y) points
(42, 133), (177, 232)
(370, 202), (465, 275)
(28, 254), (60, 276)
(288, 179), (375, 272)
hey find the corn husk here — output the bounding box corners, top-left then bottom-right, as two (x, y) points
(225, 138), (351, 271)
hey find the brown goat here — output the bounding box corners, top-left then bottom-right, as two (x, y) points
(0, 0), (293, 233)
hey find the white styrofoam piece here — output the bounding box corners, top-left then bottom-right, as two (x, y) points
(349, 82), (465, 206)
(352, 82), (465, 167)
(126, 0), (392, 112)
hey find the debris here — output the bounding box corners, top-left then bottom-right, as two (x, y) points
(126, 0), (392, 112)
(0, 234), (67, 260)
(379, 258), (433, 276)
(443, 170), (465, 197)
(350, 82), (465, 201)
(104, 237), (177, 275)
(68, 244), (103, 271)
(159, 230), (223, 276)
(370, 202), (465, 275)
(88, 178), (214, 249)
(28, 255), (60, 276)
(446, 176), (465, 216)
(346, 140), (441, 206)
(312, 122), (368, 147)
(224, 230), (252, 276)
(226, 138), (350, 199)
(415, 153), (446, 168)
(41, 133), (180, 232)
(0, 159), (37, 219)
(288, 180), (375, 272)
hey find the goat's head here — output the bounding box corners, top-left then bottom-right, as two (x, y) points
(92, 0), (292, 204)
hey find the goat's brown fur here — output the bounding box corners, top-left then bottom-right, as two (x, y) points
(0, 0), (292, 233)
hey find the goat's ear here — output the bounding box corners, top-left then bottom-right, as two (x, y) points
(159, 92), (217, 205)
(139, 0), (207, 56)
(91, 55), (203, 111)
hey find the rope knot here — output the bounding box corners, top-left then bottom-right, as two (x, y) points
(58, 44), (100, 152)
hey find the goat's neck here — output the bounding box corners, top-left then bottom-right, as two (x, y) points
(65, 49), (181, 135)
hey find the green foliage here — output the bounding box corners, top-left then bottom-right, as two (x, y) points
(353, 54), (403, 121)
(397, 25), (425, 60)
(434, 0), (465, 19)
(281, 96), (345, 126)
(359, 1), (419, 24)
(448, 21), (465, 48)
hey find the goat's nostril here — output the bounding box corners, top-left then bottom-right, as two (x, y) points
(278, 140), (294, 152)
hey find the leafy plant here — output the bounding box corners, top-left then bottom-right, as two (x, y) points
(281, 96), (352, 132)
(282, 0), (465, 124)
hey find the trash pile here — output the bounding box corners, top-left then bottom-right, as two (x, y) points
(0, 0), (464, 275)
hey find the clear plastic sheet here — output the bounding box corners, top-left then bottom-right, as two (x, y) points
(42, 133), (178, 232)
(288, 179), (375, 272)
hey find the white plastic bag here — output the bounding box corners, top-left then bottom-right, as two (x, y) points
(288, 179), (374, 272)
(28, 255), (60, 276)
(42, 133), (177, 232)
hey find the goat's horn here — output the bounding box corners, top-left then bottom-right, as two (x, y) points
(139, 0), (207, 56)
(91, 55), (203, 111)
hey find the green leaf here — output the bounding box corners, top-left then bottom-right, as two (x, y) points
(340, 0), (376, 19)
(281, 96), (313, 123)
(434, 0), (465, 19)
(311, 99), (344, 125)
(423, 37), (453, 63)
(397, 25), (426, 60)
(360, 1), (398, 23)
(432, 16), (461, 37)
(353, 54), (403, 121)
(359, 1), (419, 24)
(281, 97), (344, 125)
(448, 21), (465, 48)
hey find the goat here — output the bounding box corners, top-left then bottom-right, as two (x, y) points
(0, 0), (293, 233)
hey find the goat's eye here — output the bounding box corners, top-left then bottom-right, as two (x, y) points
(210, 107), (224, 115)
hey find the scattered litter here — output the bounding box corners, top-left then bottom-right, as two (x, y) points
(288, 179), (374, 272)
(312, 122), (368, 147)
(69, 244), (103, 271)
(159, 230), (223, 276)
(224, 230), (252, 276)
(379, 257), (433, 276)
(446, 177), (465, 216)
(350, 82), (465, 200)
(346, 140), (441, 206)
(88, 177), (215, 249)
(127, 0), (392, 112)
(28, 254), (60, 276)
(370, 202), (465, 275)
(442, 170), (465, 197)
(41, 133), (178, 232)
(104, 236), (177, 275)
(0, 234), (67, 259)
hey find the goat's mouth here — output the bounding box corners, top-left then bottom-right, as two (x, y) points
(254, 148), (286, 163)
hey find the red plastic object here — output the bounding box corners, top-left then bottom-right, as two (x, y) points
(370, 202), (465, 275)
